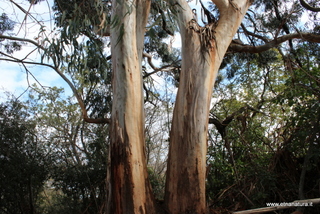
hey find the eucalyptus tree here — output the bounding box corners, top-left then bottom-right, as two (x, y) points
(1, 0), (320, 213)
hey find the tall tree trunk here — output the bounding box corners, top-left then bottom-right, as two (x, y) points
(165, 1), (252, 213)
(109, 0), (155, 213)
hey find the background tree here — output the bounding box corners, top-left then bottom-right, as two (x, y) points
(0, 98), (50, 214)
(27, 86), (109, 214)
(204, 5), (320, 211)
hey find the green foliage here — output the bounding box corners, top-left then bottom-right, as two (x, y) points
(0, 13), (14, 33)
(0, 13), (21, 54)
(53, 0), (110, 35)
(38, 1), (114, 120)
(206, 39), (320, 212)
(0, 87), (109, 213)
(276, 43), (320, 149)
(148, 167), (165, 200)
(1, 0), (320, 213)
(26, 87), (109, 213)
(0, 99), (51, 213)
(145, 0), (180, 64)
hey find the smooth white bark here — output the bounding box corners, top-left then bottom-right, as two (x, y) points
(109, 0), (155, 213)
(165, 1), (252, 213)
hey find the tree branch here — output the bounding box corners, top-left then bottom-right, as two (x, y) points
(167, 0), (193, 29)
(159, 8), (174, 36)
(299, 0), (320, 12)
(9, 0), (44, 29)
(228, 32), (320, 53)
(240, 23), (270, 43)
(209, 106), (246, 138)
(142, 52), (180, 78)
(93, 25), (111, 37)
(0, 57), (110, 124)
(47, 67), (110, 124)
(211, 0), (229, 12)
(1, 34), (111, 124)
(0, 35), (45, 50)
(209, 104), (262, 138)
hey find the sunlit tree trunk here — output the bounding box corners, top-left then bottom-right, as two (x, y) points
(165, 1), (252, 213)
(109, 0), (155, 213)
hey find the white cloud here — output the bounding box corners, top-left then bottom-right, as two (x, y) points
(0, 0), (73, 100)
(0, 61), (27, 94)
(0, 59), (71, 100)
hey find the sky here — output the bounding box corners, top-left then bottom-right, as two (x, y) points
(0, 0), (312, 102)
(0, 0), (183, 102)
(0, 0), (70, 100)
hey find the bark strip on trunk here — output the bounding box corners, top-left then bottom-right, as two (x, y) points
(109, 0), (155, 213)
(165, 1), (252, 213)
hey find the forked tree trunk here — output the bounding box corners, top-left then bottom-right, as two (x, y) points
(109, 0), (155, 213)
(165, 1), (252, 213)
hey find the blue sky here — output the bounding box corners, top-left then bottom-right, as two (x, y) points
(3, 0), (312, 102)
(0, 0), (71, 100)
(0, 0), (183, 101)
(0, 59), (71, 99)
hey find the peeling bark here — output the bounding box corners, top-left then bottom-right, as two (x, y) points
(164, 1), (252, 213)
(108, 0), (155, 213)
